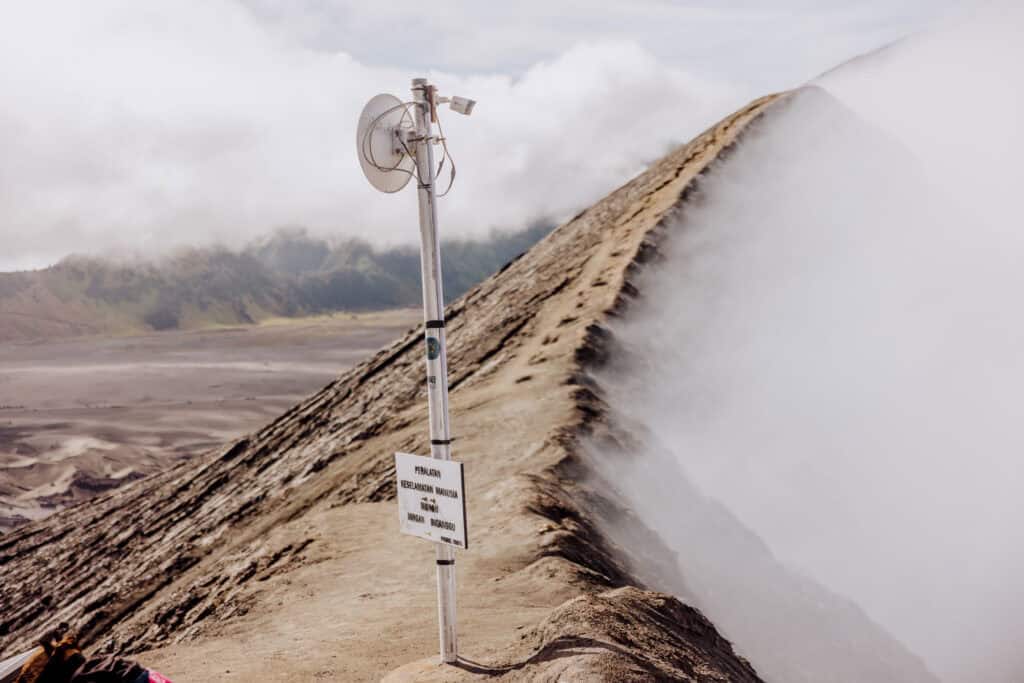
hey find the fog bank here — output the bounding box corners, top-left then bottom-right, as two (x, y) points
(0, 1), (965, 271)
(591, 5), (1024, 682)
(0, 2), (735, 270)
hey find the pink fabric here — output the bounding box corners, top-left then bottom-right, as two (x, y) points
(148, 672), (172, 683)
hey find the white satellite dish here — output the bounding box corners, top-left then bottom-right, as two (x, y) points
(356, 93), (415, 193)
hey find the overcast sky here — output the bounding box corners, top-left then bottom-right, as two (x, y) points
(0, 1), (965, 270)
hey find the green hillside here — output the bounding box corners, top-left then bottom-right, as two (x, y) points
(0, 223), (552, 341)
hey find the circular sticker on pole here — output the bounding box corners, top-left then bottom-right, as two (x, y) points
(426, 337), (441, 360)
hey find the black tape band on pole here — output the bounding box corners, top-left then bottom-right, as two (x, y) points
(436, 559), (455, 566)
(431, 438), (452, 445)
(425, 320), (445, 329)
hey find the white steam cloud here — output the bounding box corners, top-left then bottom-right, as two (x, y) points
(591, 4), (1024, 682)
(0, 2), (735, 270)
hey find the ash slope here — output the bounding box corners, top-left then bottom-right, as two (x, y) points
(0, 92), (894, 681)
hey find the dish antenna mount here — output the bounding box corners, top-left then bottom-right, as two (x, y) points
(356, 78), (475, 665)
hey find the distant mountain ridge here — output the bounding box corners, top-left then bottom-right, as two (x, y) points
(0, 224), (551, 342)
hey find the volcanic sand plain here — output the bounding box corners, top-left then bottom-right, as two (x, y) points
(0, 310), (420, 532)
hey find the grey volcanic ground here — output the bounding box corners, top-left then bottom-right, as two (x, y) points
(0, 310), (419, 531)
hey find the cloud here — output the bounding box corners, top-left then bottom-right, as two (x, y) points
(591, 4), (1024, 681)
(242, 0), (964, 86)
(0, 1), (738, 270)
(0, 0), (964, 271)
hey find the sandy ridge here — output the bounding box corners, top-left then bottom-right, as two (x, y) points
(1, 94), (783, 681)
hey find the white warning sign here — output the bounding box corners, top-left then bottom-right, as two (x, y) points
(395, 452), (468, 550)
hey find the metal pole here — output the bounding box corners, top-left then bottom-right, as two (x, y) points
(411, 77), (458, 665)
